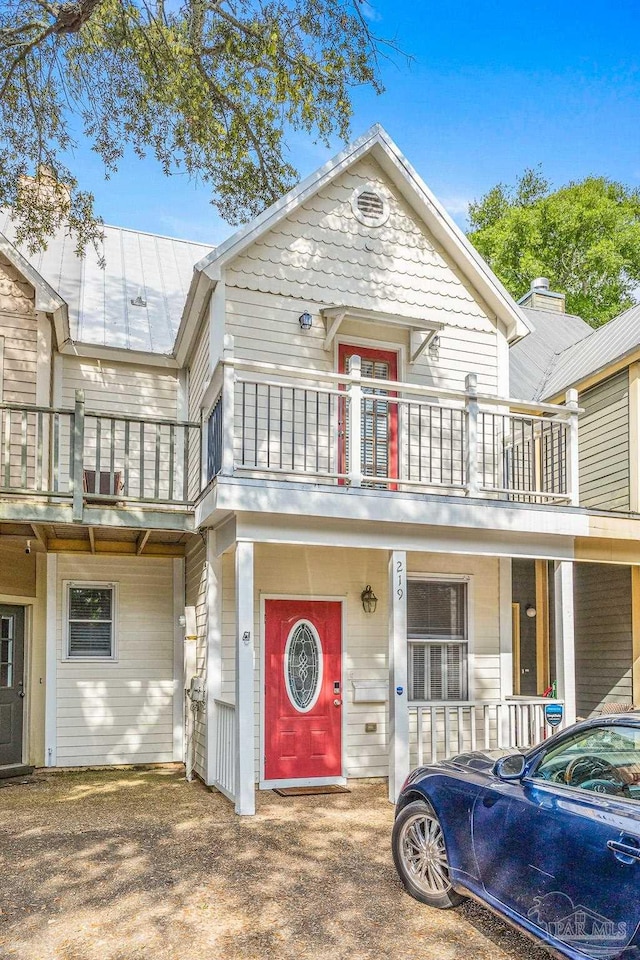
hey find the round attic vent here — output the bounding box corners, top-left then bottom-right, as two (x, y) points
(351, 185), (389, 227)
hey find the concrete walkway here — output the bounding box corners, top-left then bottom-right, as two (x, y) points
(0, 770), (547, 960)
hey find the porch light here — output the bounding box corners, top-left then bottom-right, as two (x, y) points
(298, 311), (313, 331)
(428, 334), (441, 357)
(526, 604), (537, 618)
(361, 584), (378, 614)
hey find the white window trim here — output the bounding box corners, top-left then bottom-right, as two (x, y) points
(62, 581), (119, 662)
(406, 573), (475, 702)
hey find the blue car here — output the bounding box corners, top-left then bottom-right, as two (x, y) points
(392, 713), (640, 960)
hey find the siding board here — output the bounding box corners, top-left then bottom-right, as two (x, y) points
(578, 372), (629, 510)
(574, 563), (633, 716)
(55, 554), (176, 766)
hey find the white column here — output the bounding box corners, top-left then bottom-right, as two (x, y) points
(205, 532), (222, 785)
(44, 553), (57, 767)
(498, 558), (513, 748)
(565, 388), (580, 506)
(172, 558), (186, 762)
(388, 550), (409, 803)
(465, 373), (479, 498)
(221, 334), (235, 477)
(235, 540), (255, 815)
(347, 354), (363, 488)
(554, 561), (577, 725)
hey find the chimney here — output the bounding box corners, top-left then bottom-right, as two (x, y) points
(518, 277), (566, 314)
(18, 164), (71, 214)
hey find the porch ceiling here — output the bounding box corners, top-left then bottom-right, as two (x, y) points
(0, 521), (189, 556)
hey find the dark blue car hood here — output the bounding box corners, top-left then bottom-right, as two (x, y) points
(405, 748), (522, 784)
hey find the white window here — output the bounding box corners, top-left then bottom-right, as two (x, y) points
(407, 579), (468, 701)
(65, 583), (117, 659)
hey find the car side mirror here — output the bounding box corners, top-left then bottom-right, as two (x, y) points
(494, 753), (526, 781)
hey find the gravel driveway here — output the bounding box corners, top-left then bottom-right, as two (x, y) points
(0, 769), (548, 960)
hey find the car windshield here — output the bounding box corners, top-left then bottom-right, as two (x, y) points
(531, 724), (640, 800)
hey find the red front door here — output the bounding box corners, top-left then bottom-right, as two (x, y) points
(338, 344), (399, 487)
(265, 599), (342, 781)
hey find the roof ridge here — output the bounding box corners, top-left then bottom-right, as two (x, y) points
(100, 221), (214, 248)
(536, 327), (596, 398)
(538, 300), (640, 398)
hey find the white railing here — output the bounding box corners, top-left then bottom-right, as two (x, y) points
(213, 699), (236, 802)
(203, 336), (580, 505)
(0, 394), (201, 516)
(409, 698), (565, 766)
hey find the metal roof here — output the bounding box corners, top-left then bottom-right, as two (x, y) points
(540, 302), (640, 399)
(0, 212), (211, 354)
(509, 307), (592, 400)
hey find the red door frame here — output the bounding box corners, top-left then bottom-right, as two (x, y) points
(263, 598), (344, 784)
(337, 343), (399, 487)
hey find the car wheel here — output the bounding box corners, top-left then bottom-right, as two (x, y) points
(392, 799), (464, 908)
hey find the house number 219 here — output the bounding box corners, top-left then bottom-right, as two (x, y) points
(396, 559), (405, 600)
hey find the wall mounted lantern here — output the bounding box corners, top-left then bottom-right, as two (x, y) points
(361, 584), (378, 614)
(428, 334), (441, 357)
(298, 311), (313, 331)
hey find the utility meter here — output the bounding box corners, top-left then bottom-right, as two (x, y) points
(188, 676), (206, 704)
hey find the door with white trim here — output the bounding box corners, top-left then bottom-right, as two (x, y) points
(264, 599), (342, 781)
(0, 605), (25, 766)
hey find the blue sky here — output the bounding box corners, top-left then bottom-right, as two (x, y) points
(72, 0), (640, 244)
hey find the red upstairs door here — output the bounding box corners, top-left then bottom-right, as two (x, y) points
(338, 344), (399, 488)
(264, 599), (342, 782)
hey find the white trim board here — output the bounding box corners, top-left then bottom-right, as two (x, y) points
(44, 554), (57, 767)
(196, 476), (590, 541)
(172, 558), (185, 762)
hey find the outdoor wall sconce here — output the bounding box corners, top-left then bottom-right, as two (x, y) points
(298, 311), (313, 331)
(428, 334), (441, 357)
(361, 584), (378, 614)
(526, 604), (537, 618)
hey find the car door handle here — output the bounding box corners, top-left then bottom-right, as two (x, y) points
(607, 839), (640, 862)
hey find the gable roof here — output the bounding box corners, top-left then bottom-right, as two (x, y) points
(175, 125), (532, 363)
(0, 230), (69, 348)
(510, 307), (593, 400)
(539, 302), (640, 400)
(0, 212), (210, 358)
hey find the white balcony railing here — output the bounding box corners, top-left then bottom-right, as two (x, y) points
(204, 338), (580, 505)
(0, 395), (201, 515)
(409, 698), (565, 766)
(213, 698), (236, 802)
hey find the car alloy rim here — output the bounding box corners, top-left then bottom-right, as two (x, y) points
(399, 812), (452, 895)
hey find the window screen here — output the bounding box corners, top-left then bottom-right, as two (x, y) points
(67, 586), (114, 658)
(408, 580), (468, 701)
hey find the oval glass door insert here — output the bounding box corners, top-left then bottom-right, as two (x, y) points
(284, 620), (323, 713)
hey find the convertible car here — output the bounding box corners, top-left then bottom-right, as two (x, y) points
(392, 713), (640, 960)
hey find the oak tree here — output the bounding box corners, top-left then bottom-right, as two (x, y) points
(0, 0), (385, 253)
(468, 169), (640, 327)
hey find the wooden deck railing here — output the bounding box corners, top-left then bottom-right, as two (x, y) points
(0, 393), (201, 514)
(204, 339), (580, 505)
(409, 697), (565, 766)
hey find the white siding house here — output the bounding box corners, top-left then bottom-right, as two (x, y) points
(1, 125), (638, 811)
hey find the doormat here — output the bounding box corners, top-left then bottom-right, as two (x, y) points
(273, 785), (351, 797)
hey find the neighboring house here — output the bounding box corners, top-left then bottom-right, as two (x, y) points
(0, 125), (637, 814)
(511, 281), (640, 718)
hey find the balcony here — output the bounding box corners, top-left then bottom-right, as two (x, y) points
(0, 394), (201, 525)
(204, 344), (580, 507)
